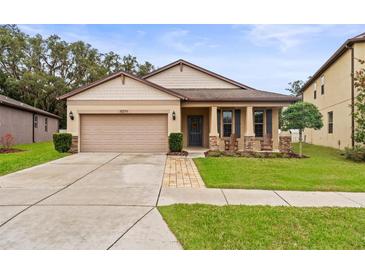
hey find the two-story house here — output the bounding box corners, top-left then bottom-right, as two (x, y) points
(301, 32), (365, 149)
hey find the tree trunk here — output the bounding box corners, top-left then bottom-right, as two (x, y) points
(299, 129), (303, 157)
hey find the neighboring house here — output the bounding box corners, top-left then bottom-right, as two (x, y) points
(0, 95), (60, 144)
(301, 32), (365, 149)
(59, 59), (297, 153)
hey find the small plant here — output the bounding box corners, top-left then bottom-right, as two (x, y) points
(1, 133), (15, 149)
(344, 146), (365, 162)
(53, 133), (72, 153)
(169, 133), (183, 152)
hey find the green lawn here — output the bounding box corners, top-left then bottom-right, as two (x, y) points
(159, 204), (365, 250)
(0, 142), (69, 176)
(194, 143), (365, 192)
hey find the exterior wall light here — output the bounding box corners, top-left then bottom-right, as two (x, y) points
(172, 111), (176, 120)
(69, 111), (74, 120)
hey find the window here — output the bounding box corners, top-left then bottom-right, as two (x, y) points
(45, 117), (48, 132)
(328, 111), (333, 134)
(34, 115), (38, 128)
(321, 75), (325, 95)
(313, 83), (317, 99)
(254, 110), (264, 137)
(222, 110), (232, 137)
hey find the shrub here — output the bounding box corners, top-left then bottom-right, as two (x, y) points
(344, 146), (365, 162)
(169, 133), (183, 152)
(53, 133), (72, 153)
(1, 133), (15, 149)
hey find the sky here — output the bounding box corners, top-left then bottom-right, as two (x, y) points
(19, 24), (365, 94)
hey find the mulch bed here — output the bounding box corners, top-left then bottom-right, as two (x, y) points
(0, 148), (24, 154)
(167, 151), (189, 156)
(205, 150), (308, 159)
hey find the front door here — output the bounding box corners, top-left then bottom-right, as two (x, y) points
(188, 116), (203, 146)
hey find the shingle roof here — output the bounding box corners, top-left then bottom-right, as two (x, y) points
(172, 88), (298, 102)
(0, 94), (61, 119)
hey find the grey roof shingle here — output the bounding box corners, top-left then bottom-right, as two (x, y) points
(0, 94), (61, 119)
(172, 88), (298, 102)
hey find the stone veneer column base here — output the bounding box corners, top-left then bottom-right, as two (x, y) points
(70, 136), (78, 153)
(244, 136), (256, 151)
(209, 135), (219, 151)
(279, 136), (292, 153)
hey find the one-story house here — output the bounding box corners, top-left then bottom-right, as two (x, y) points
(0, 95), (60, 144)
(59, 59), (297, 153)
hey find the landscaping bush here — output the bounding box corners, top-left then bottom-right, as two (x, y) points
(1, 133), (15, 149)
(53, 133), (72, 153)
(344, 146), (365, 162)
(169, 133), (183, 152)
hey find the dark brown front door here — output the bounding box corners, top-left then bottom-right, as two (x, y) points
(188, 116), (203, 146)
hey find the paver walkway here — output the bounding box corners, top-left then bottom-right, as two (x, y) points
(162, 156), (205, 188)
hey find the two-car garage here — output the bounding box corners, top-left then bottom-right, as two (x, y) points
(80, 114), (168, 153)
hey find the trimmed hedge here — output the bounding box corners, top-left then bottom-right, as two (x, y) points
(169, 133), (183, 152)
(53, 133), (72, 153)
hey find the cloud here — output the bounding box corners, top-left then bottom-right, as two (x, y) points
(160, 29), (218, 53)
(245, 25), (329, 51)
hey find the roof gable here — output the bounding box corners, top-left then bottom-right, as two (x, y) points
(58, 71), (185, 100)
(67, 74), (180, 101)
(143, 59), (254, 89)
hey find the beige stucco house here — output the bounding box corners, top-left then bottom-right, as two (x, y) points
(59, 59), (297, 153)
(301, 32), (365, 149)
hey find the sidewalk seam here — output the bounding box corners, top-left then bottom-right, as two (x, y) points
(273, 191), (291, 206)
(220, 189), (229, 205)
(336, 192), (364, 207)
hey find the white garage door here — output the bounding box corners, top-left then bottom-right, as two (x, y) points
(80, 114), (168, 153)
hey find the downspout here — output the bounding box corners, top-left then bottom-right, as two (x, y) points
(350, 45), (355, 148)
(32, 113), (35, 143)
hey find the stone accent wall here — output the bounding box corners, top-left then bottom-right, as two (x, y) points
(70, 136), (78, 153)
(209, 135), (219, 151)
(244, 136), (256, 151)
(279, 136), (292, 153)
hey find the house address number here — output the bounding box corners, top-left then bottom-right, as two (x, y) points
(119, 109), (128, 113)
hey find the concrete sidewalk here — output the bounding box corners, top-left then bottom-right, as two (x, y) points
(158, 188), (365, 207)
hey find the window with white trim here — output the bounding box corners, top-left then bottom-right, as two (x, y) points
(254, 110), (264, 137)
(222, 110), (233, 137)
(313, 83), (317, 99)
(321, 75), (325, 95)
(45, 117), (48, 132)
(328, 111), (333, 134)
(34, 115), (38, 128)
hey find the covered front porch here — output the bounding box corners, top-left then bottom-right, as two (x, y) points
(181, 102), (288, 152)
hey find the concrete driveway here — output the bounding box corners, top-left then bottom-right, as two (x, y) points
(0, 153), (181, 250)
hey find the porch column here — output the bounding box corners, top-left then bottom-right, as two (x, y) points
(272, 108), (279, 150)
(245, 106), (255, 136)
(209, 106), (219, 150)
(244, 106), (255, 151)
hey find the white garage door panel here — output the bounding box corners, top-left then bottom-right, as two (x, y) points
(80, 114), (168, 152)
